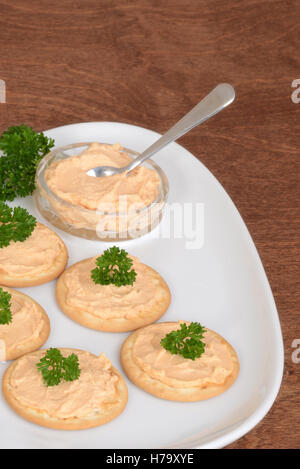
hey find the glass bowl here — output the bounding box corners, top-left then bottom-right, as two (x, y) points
(35, 142), (169, 241)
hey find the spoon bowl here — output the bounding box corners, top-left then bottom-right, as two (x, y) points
(86, 165), (125, 177)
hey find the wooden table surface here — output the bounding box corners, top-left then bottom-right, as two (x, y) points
(0, 0), (299, 449)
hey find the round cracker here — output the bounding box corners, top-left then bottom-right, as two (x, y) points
(2, 348), (128, 430)
(0, 287), (50, 361)
(0, 223), (68, 287)
(121, 322), (239, 402)
(56, 258), (171, 332)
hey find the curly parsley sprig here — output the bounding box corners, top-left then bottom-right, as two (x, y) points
(0, 287), (12, 325)
(0, 124), (54, 201)
(91, 246), (137, 287)
(36, 348), (81, 387)
(0, 202), (37, 248)
(160, 322), (206, 360)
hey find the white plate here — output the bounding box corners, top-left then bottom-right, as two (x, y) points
(0, 122), (284, 449)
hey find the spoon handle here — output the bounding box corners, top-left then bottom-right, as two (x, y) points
(126, 83), (235, 174)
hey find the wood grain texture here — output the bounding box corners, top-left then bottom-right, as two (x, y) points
(0, 0), (299, 449)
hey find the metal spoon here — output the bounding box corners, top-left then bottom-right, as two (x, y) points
(86, 83), (235, 178)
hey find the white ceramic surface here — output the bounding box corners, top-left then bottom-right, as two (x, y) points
(0, 122), (284, 449)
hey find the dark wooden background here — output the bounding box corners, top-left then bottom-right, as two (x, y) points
(0, 0), (299, 449)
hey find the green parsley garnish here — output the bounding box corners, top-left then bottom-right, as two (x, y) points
(0, 124), (54, 201)
(160, 322), (206, 360)
(0, 287), (12, 325)
(91, 246), (137, 287)
(36, 348), (81, 387)
(0, 202), (37, 248)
